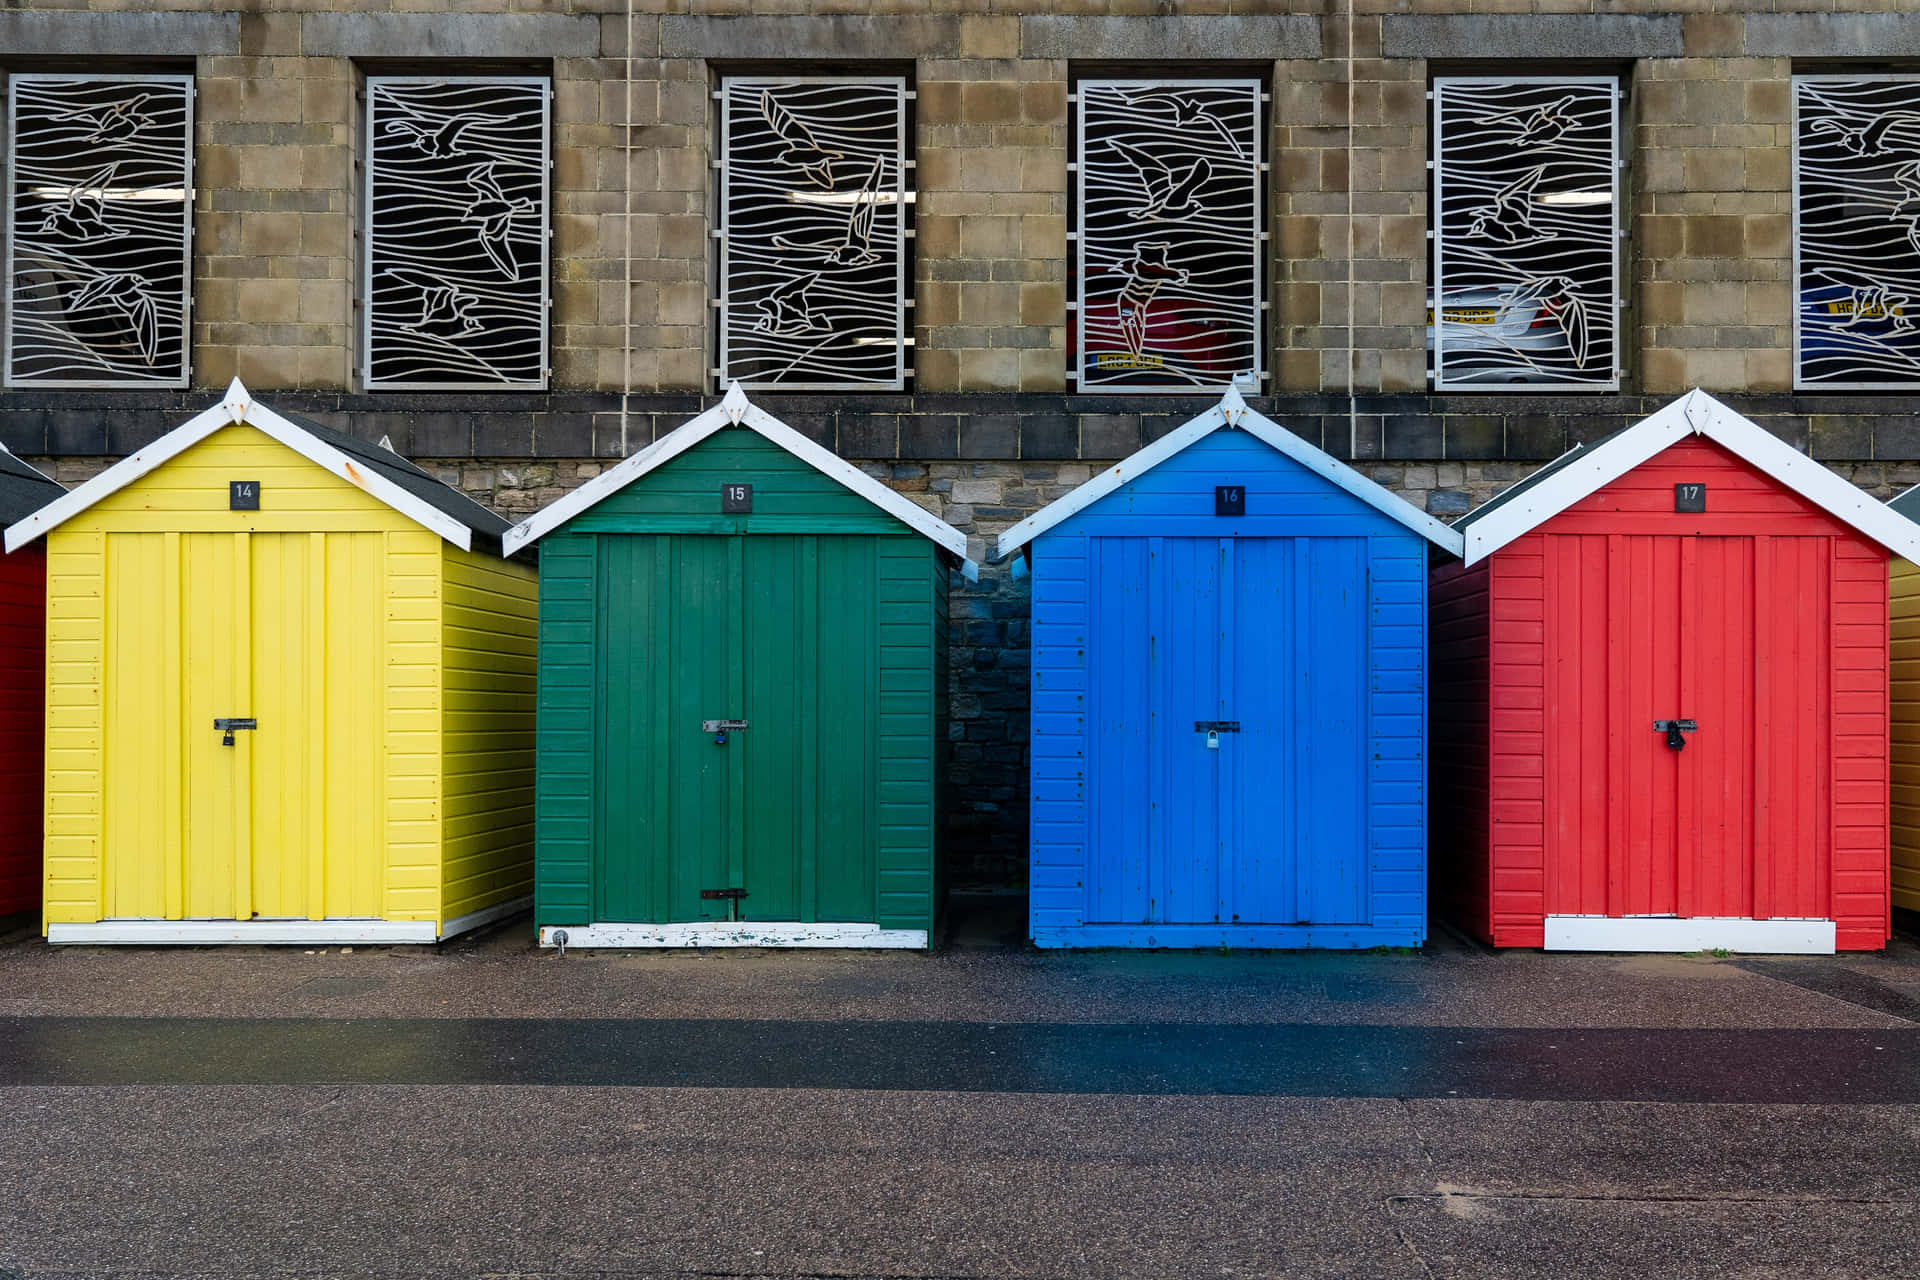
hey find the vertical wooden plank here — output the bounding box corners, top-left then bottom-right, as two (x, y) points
(1215, 536), (1235, 925)
(230, 530), (253, 922)
(1752, 534), (1773, 920)
(160, 532), (183, 920)
(1605, 533), (1628, 917)
(799, 538), (820, 922)
(307, 532), (327, 919)
(1677, 536), (1698, 920)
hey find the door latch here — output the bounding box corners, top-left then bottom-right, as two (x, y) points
(213, 717), (257, 747)
(700, 888), (747, 900)
(702, 718), (748, 745)
(1194, 721), (1239, 750)
(1653, 719), (1697, 751)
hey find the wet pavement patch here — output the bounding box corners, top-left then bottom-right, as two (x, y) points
(1735, 960), (1920, 1024)
(2, 1017), (1918, 1102)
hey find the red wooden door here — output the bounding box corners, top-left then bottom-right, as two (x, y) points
(1544, 533), (1828, 922)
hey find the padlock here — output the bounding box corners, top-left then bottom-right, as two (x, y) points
(1206, 729), (1220, 750)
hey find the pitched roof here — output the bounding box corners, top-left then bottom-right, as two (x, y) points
(2, 379), (512, 555)
(1454, 388), (1920, 566)
(0, 446), (65, 533)
(503, 383), (977, 574)
(993, 386), (1464, 561)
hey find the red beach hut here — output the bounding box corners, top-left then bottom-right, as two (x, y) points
(1432, 390), (1920, 953)
(0, 448), (64, 916)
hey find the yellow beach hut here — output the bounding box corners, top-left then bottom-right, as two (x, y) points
(4, 380), (536, 944)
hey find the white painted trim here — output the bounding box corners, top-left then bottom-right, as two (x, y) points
(4, 379), (476, 553)
(538, 921), (929, 949)
(503, 382), (974, 569)
(47, 918), (443, 946)
(1544, 915), (1837, 954)
(439, 894), (531, 941)
(1459, 388), (1920, 566)
(994, 386), (1464, 560)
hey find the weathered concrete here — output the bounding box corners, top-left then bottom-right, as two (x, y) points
(301, 12), (600, 58)
(1382, 15), (1683, 60)
(1746, 13), (1920, 58)
(1019, 15), (1318, 60)
(0, 10), (238, 56)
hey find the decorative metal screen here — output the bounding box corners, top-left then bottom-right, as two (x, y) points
(6, 74), (193, 388)
(364, 76), (549, 391)
(1431, 77), (1619, 391)
(1793, 76), (1920, 390)
(718, 77), (908, 391)
(1074, 79), (1264, 393)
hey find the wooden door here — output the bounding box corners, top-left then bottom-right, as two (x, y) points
(101, 531), (385, 922)
(1544, 533), (1826, 921)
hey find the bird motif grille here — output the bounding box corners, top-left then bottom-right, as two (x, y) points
(718, 77), (909, 391)
(1431, 78), (1619, 392)
(6, 74), (193, 388)
(1074, 79), (1263, 393)
(1793, 76), (1920, 390)
(364, 77), (549, 390)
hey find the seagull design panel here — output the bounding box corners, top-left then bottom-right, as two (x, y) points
(1431, 78), (1619, 392)
(1075, 79), (1263, 394)
(6, 75), (193, 388)
(1793, 76), (1920, 390)
(719, 77), (908, 391)
(364, 77), (549, 391)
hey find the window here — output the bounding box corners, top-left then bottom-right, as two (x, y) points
(1073, 77), (1264, 393)
(1793, 75), (1920, 390)
(6, 73), (193, 388)
(1430, 76), (1620, 391)
(363, 75), (549, 390)
(717, 75), (910, 391)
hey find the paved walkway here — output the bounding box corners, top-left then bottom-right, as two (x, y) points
(1, 902), (1916, 1278)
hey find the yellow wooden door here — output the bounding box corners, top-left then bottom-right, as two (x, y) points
(102, 531), (385, 921)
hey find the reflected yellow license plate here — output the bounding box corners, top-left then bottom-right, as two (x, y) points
(1090, 353), (1164, 370)
(1439, 307), (1498, 324)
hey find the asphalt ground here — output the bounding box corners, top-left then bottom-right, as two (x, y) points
(1, 897), (1917, 1278)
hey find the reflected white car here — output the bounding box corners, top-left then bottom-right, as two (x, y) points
(1426, 285), (1579, 386)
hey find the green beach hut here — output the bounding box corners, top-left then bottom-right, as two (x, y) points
(506, 385), (973, 948)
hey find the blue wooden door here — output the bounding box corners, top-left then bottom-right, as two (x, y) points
(1086, 536), (1369, 925)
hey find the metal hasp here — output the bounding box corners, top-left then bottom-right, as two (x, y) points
(700, 888), (748, 901)
(702, 717), (748, 745)
(213, 717), (258, 747)
(1653, 719), (1698, 751)
(1193, 720), (1241, 733)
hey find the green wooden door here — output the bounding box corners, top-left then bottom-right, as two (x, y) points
(596, 533), (883, 924)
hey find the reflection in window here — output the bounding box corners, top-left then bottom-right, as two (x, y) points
(7, 74), (193, 388)
(719, 77), (909, 392)
(1431, 77), (1619, 391)
(1074, 79), (1264, 393)
(1794, 76), (1920, 389)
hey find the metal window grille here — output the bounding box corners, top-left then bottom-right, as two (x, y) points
(1431, 77), (1620, 393)
(1792, 75), (1920, 390)
(1074, 79), (1264, 394)
(363, 76), (549, 391)
(6, 74), (194, 389)
(718, 77), (909, 392)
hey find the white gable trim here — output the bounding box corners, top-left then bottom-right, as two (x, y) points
(3, 379), (474, 553)
(1459, 388), (1920, 566)
(994, 387), (1464, 561)
(502, 383), (975, 572)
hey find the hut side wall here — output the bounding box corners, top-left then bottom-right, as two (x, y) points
(1428, 556), (1491, 945)
(1027, 431), (1430, 947)
(40, 425), (448, 928)
(440, 546), (539, 926)
(533, 530), (596, 928)
(0, 546), (45, 915)
(1893, 558), (1920, 916)
(1484, 437), (1891, 949)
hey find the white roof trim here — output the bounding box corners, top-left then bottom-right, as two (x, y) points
(3, 379), (474, 553)
(502, 383), (975, 571)
(1458, 388), (1920, 566)
(993, 386), (1464, 561)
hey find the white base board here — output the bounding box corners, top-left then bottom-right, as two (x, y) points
(47, 896), (531, 946)
(539, 921), (929, 949)
(1544, 915), (1836, 954)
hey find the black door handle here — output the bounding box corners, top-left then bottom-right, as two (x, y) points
(1653, 719), (1697, 750)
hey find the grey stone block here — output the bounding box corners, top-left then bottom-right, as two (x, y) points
(0, 11), (238, 56)
(1747, 14), (1920, 57)
(302, 13), (599, 58)
(1383, 15), (1682, 60)
(1020, 16), (1317, 60)
(662, 16), (962, 59)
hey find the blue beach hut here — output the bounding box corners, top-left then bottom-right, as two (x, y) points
(996, 388), (1463, 948)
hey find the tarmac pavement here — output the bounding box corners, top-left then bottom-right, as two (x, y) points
(0, 897), (1916, 1278)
